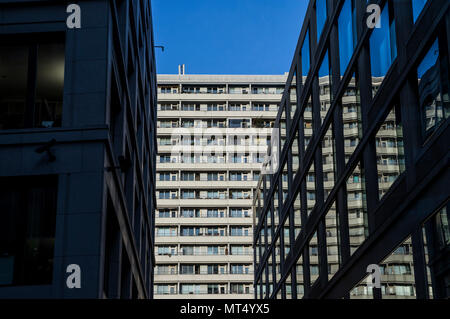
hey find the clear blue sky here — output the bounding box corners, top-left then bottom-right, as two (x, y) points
(152, 0), (308, 75)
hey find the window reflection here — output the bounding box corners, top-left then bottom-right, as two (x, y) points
(380, 236), (416, 299)
(422, 204), (450, 298)
(412, 0), (428, 23)
(325, 202), (340, 280)
(376, 103), (405, 199)
(417, 37), (450, 138)
(303, 95), (313, 152)
(301, 29), (311, 77)
(316, 0), (328, 43)
(370, 1), (397, 98)
(309, 231), (319, 286)
(318, 49), (332, 124)
(322, 123), (336, 200)
(346, 161), (368, 255)
(338, 0), (357, 75)
(342, 72), (362, 164)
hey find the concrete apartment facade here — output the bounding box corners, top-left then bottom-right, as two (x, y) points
(0, 0), (157, 299)
(154, 72), (290, 298)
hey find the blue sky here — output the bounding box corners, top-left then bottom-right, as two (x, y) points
(152, 0), (308, 75)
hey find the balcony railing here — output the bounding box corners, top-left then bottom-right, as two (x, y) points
(155, 270), (254, 275)
(156, 251), (253, 257)
(157, 211), (252, 218)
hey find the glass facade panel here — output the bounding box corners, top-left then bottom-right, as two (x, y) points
(318, 50), (332, 124)
(322, 122), (336, 201)
(295, 255), (304, 298)
(316, 0), (327, 43)
(273, 183), (280, 227)
(342, 72), (362, 164)
(285, 272), (293, 299)
(338, 0), (356, 75)
(349, 274), (372, 299)
(417, 37), (450, 138)
(326, 202), (340, 280)
(303, 95), (313, 152)
(291, 71), (298, 119)
(376, 103), (405, 199)
(347, 161), (368, 255)
(370, 1), (397, 97)
(309, 231), (319, 286)
(292, 130), (300, 175)
(412, 0), (428, 23)
(293, 191), (302, 240)
(284, 214), (291, 256)
(301, 29), (311, 77)
(306, 162), (316, 217)
(380, 236), (416, 299)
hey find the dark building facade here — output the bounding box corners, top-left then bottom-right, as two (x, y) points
(254, 0), (449, 299)
(0, 0), (157, 298)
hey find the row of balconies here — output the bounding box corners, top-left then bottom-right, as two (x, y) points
(155, 291), (254, 299)
(156, 218), (253, 227)
(158, 86), (286, 95)
(155, 254), (253, 264)
(156, 236), (253, 244)
(155, 269), (254, 276)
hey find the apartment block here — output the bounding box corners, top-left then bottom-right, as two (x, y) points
(254, 0), (449, 299)
(0, 0), (157, 298)
(154, 72), (292, 298)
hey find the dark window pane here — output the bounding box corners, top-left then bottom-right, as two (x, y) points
(0, 175), (58, 286)
(417, 37), (450, 137)
(0, 36), (64, 130)
(0, 45), (28, 129)
(35, 43), (65, 128)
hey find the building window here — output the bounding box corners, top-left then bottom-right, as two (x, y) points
(315, 0), (328, 43)
(435, 206), (450, 249)
(412, 0), (428, 23)
(417, 35), (450, 139)
(338, 0), (356, 75)
(0, 175), (58, 286)
(0, 35), (65, 130)
(301, 28), (311, 77)
(370, 1), (397, 97)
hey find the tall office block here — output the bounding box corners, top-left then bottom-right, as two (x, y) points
(254, 0), (449, 299)
(0, 0), (157, 298)
(154, 73), (288, 298)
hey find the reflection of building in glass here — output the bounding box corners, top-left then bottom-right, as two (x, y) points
(154, 72), (291, 298)
(0, 1), (158, 299)
(254, 0), (449, 299)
